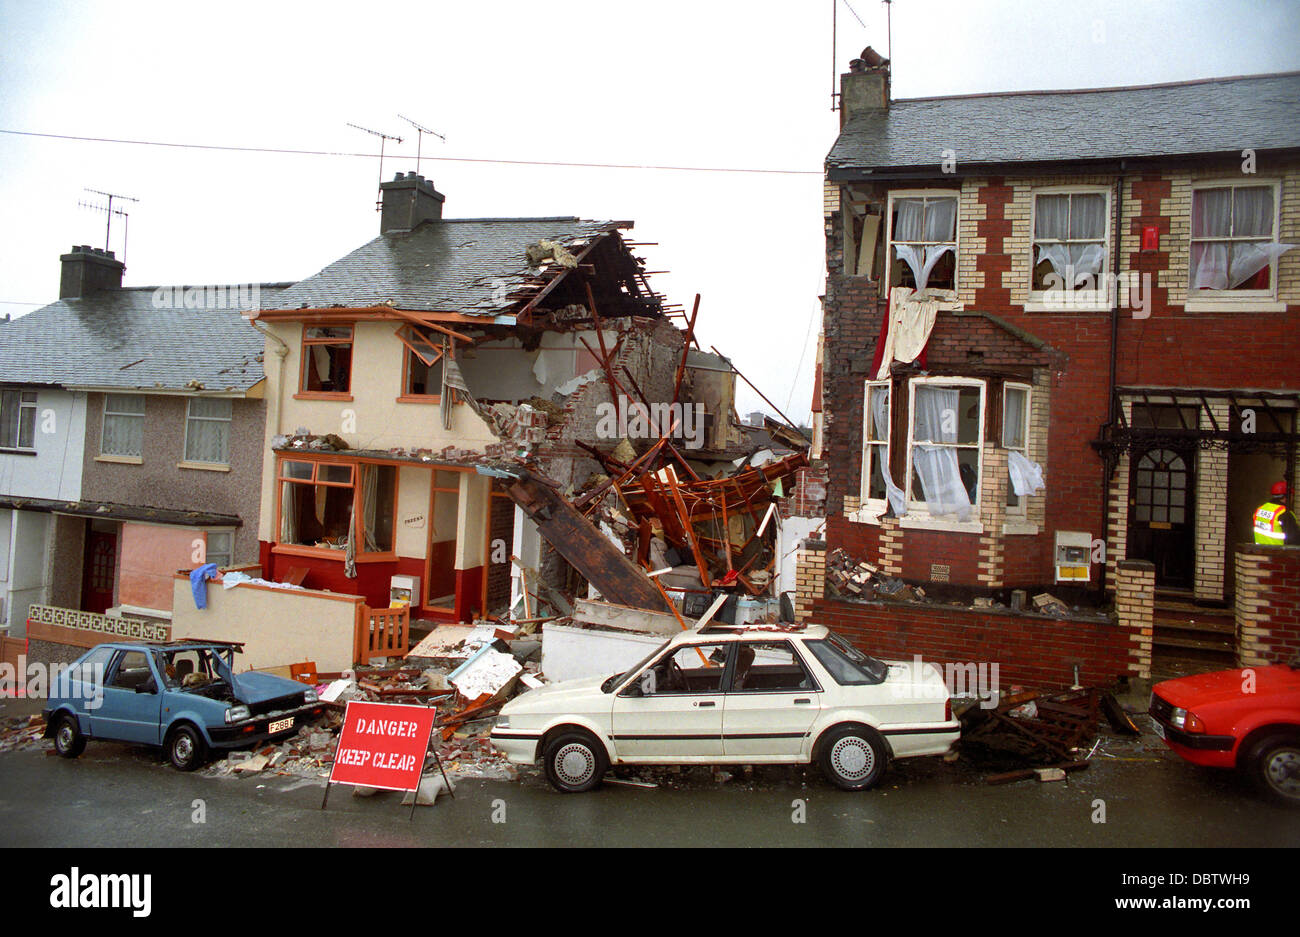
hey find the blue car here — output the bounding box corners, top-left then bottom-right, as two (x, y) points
(43, 640), (324, 771)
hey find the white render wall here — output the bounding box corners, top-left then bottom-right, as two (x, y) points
(0, 388), (86, 501)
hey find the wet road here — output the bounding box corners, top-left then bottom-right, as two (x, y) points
(1, 724), (1297, 848)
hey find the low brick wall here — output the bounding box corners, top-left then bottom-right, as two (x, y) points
(1236, 544), (1300, 667)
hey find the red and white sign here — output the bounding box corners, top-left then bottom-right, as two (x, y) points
(328, 701), (437, 792)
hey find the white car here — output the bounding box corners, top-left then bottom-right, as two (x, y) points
(490, 622), (960, 793)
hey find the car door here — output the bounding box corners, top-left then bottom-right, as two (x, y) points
(721, 640), (822, 761)
(610, 642), (731, 762)
(88, 649), (164, 745)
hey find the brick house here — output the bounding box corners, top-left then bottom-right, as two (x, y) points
(810, 58), (1300, 681)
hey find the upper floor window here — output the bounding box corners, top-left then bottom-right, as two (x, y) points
(1031, 190), (1109, 296)
(301, 326), (353, 394)
(184, 398), (232, 465)
(101, 394), (145, 458)
(1189, 183), (1288, 293)
(398, 325), (446, 398)
(888, 192), (958, 292)
(0, 390), (37, 450)
(906, 379), (983, 520)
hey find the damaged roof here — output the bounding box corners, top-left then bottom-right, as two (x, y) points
(263, 218), (623, 315)
(0, 285), (286, 392)
(827, 71), (1300, 175)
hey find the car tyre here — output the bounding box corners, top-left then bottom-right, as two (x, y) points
(53, 714), (86, 759)
(542, 730), (607, 793)
(166, 724), (206, 772)
(818, 724), (888, 791)
(1246, 731), (1300, 806)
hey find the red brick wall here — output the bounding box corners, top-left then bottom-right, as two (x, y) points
(1236, 545), (1300, 666)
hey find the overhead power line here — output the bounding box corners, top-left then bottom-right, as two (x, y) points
(0, 128), (821, 176)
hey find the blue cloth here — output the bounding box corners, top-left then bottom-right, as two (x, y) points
(190, 563), (220, 609)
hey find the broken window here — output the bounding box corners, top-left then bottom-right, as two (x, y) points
(398, 325), (446, 397)
(1032, 190), (1108, 293)
(101, 393), (145, 458)
(888, 193), (958, 291)
(184, 397), (232, 464)
(0, 389), (37, 450)
(1003, 383), (1030, 513)
(1189, 183), (1291, 292)
(860, 380), (905, 515)
(275, 459), (398, 554)
(907, 380), (982, 520)
(301, 326), (353, 394)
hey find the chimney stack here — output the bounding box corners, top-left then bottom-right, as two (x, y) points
(840, 46), (890, 128)
(59, 245), (125, 299)
(379, 172), (445, 235)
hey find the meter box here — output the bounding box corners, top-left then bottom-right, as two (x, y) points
(1054, 530), (1091, 583)
(390, 574), (420, 609)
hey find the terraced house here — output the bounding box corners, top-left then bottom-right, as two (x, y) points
(807, 57), (1300, 683)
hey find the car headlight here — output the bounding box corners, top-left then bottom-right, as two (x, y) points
(225, 705), (251, 724)
(495, 716), (510, 729)
(303, 688), (318, 704)
(1170, 707), (1187, 729)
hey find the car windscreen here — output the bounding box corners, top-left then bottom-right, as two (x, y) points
(804, 632), (887, 685)
(603, 639), (672, 693)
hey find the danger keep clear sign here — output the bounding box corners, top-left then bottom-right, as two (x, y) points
(328, 700), (438, 792)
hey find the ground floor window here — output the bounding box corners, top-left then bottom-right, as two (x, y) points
(276, 459), (397, 554)
(907, 379), (983, 519)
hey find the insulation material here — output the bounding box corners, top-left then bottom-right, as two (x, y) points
(450, 647), (522, 701)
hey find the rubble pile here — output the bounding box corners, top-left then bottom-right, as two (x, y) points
(824, 548), (919, 602)
(0, 714), (46, 753)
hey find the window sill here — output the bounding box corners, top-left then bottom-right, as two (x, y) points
(178, 460), (230, 472)
(95, 454), (143, 465)
(1024, 298), (1109, 313)
(1183, 299), (1286, 313)
(271, 544), (397, 563)
(0, 447), (37, 457)
(846, 506), (889, 526)
(898, 514), (983, 534)
(1002, 520), (1039, 536)
(293, 392), (355, 402)
(396, 394), (443, 405)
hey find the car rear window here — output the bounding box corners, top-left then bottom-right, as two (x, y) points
(804, 635), (887, 686)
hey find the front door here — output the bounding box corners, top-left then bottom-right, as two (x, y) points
(1127, 446), (1196, 589)
(80, 528), (116, 614)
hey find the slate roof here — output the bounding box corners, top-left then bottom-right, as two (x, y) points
(265, 218), (621, 314)
(827, 72), (1300, 174)
(0, 284), (287, 392)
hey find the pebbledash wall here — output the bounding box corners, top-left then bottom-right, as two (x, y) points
(821, 162), (1300, 600)
(796, 540), (1155, 687)
(1236, 545), (1300, 667)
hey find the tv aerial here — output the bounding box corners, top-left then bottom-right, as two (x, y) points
(79, 188), (139, 263)
(397, 114), (446, 176)
(347, 122), (404, 206)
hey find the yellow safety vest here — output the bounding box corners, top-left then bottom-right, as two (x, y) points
(1253, 502), (1288, 545)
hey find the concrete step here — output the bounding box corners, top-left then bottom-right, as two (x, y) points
(1152, 633), (1235, 653)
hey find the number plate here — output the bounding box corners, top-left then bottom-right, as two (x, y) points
(1151, 721), (1165, 741)
(268, 717), (293, 734)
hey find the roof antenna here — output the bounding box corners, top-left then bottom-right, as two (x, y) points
(346, 122), (404, 210)
(397, 115), (446, 177)
(884, 0), (892, 63)
(79, 188), (139, 262)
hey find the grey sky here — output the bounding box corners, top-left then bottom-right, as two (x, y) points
(1, 0), (1297, 422)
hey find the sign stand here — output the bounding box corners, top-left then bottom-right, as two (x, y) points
(320, 700), (446, 814)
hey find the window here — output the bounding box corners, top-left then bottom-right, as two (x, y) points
(804, 634), (887, 686)
(1003, 383), (1031, 513)
(1031, 190), (1109, 296)
(204, 530), (233, 568)
(888, 192), (958, 291)
(728, 641), (815, 693)
(398, 325), (445, 398)
(109, 650), (154, 690)
(907, 380), (983, 519)
(101, 394), (145, 458)
(0, 390), (37, 450)
(276, 459), (397, 554)
(633, 643), (729, 696)
(861, 381), (892, 505)
(1189, 183), (1287, 293)
(300, 326), (353, 394)
(184, 398), (232, 464)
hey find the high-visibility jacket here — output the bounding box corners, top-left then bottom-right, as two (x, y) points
(1254, 502), (1289, 545)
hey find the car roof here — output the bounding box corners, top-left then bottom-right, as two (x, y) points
(678, 622), (829, 643)
(93, 640), (244, 652)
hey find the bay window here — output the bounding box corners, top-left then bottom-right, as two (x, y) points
(906, 380), (982, 520)
(276, 458), (397, 555)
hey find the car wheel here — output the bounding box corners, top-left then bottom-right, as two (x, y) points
(542, 730), (607, 793)
(167, 724), (206, 772)
(1247, 732), (1300, 806)
(53, 714), (86, 759)
(818, 724), (887, 791)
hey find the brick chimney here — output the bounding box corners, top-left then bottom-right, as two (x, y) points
(379, 172), (445, 235)
(839, 45), (890, 127)
(59, 245), (125, 299)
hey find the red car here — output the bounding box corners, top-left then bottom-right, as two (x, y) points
(1149, 659), (1300, 805)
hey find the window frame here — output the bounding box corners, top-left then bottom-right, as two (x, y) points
(182, 397), (233, 466)
(859, 379), (893, 512)
(884, 189), (961, 295)
(1027, 185), (1112, 308)
(397, 325), (446, 403)
(272, 455), (398, 560)
(297, 324), (355, 399)
(1002, 382), (1032, 518)
(904, 375), (985, 518)
(203, 528), (235, 568)
(100, 393), (146, 459)
(1187, 179), (1283, 301)
(726, 640), (821, 695)
(0, 389), (38, 451)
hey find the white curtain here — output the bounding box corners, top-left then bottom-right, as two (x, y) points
(1007, 450), (1046, 498)
(279, 483), (298, 543)
(344, 505), (357, 579)
(870, 386), (907, 516)
(1035, 193), (1106, 285)
(361, 465), (379, 552)
(894, 198), (956, 289)
(185, 398), (231, 463)
(1190, 187), (1294, 289)
(912, 386), (972, 520)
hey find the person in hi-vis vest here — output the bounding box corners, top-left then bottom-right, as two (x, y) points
(1254, 480), (1300, 545)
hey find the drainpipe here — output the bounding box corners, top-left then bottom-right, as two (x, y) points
(1099, 166), (1126, 594)
(249, 318), (289, 436)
